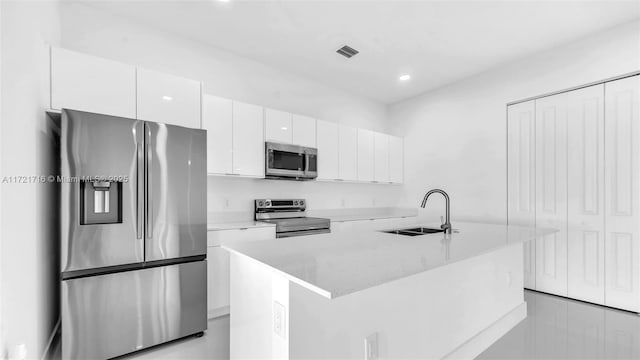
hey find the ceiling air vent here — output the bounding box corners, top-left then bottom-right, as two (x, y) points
(336, 45), (359, 58)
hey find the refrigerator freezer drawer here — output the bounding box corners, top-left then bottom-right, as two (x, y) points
(62, 261), (207, 360)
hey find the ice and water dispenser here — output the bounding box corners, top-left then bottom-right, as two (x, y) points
(80, 180), (123, 225)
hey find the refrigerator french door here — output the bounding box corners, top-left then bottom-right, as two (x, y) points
(60, 109), (207, 360)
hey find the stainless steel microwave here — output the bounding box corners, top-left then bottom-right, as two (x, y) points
(265, 142), (317, 180)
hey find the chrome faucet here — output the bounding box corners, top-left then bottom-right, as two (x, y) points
(421, 189), (452, 233)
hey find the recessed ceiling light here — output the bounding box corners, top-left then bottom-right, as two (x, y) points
(281, 127), (288, 131)
(399, 74), (411, 81)
(218, 0), (230, 2)
(162, 95), (173, 101)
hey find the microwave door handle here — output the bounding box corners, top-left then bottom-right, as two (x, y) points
(304, 152), (309, 174)
(136, 143), (144, 239)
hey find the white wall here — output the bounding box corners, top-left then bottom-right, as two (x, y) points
(0, 1), (61, 359)
(389, 20), (640, 224)
(58, 2), (401, 220)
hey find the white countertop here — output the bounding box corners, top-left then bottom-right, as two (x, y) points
(207, 221), (275, 231)
(224, 222), (554, 299)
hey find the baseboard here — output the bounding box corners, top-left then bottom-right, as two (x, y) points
(443, 301), (527, 359)
(208, 306), (230, 319)
(41, 318), (60, 360)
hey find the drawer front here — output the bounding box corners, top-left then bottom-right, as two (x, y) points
(62, 261), (206, 360)
(207, 226), (276, 247)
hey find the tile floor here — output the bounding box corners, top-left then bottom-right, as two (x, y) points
(55, 290), (640, 359)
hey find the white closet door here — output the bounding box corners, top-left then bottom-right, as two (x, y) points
(604, 75), (640, 312)
(567, 84), (605, 304)
(535, 92), (568, 296)
(507, 100), (536, 289)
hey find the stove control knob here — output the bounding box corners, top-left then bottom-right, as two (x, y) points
(265, 200), (271, 207)
(293, 200), (299, 205)
(299, 200), (305, 206)
(258, 201), (265, 207)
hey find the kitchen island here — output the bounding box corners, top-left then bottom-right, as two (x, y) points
(223, 222), (552, 359)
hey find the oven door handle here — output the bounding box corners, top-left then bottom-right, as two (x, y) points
(276, 228), (331, 238)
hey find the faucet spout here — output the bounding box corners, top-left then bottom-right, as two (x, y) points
(421, 189), (452, 233)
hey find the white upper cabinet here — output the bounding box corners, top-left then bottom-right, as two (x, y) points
(567, 84), (605, 305)
(316, 120), (339, 180)
(507, 100), (536, 290)
(357, 129), (375, 182)
(338, 125), (358, 181)
(265, 109), (316, 147)
(136, 68), (201, 128)
(604, 75), (640, 313)
(265, 108), (292, 144)
(202, 95), (233, 175)
(292, 114), (316, 147)
(389, 136), (404, 184)
(50, 47), (136, 118)
(373, 132), (390, 182)
(233, 101), (265, 177)
(535, 92), (568, 296)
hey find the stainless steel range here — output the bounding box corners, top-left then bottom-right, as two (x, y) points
(255, 199), (330, 238)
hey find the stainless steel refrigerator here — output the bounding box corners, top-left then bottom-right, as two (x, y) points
(59, 109), (207, 360)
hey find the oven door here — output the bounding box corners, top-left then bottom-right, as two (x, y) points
(277, 228), (331, 238)
(265, 142), (307, 178)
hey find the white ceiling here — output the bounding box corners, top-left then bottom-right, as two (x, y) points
(85, 0), (640, 104)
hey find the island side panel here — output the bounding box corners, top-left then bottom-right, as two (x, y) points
(288, 243), (526, 359)
(229, 253), (280, 359)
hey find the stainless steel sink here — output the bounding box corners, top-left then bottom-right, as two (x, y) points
(402, 227), (445, 234)
(381, 227), (445, 236)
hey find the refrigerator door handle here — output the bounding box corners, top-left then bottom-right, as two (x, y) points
(136, 143), (144, 239)
(145, 124), (153, 239)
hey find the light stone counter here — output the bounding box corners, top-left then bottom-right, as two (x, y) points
(224, 221), (554, 299)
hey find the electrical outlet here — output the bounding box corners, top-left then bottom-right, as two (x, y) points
(223, 198), (230, 209)
(273, 301), (286, 338)
(364, 333), (378, 360)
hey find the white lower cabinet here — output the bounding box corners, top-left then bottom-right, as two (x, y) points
(206, 226), (276, 318)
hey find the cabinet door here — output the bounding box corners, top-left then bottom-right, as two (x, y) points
(338, 125), (358, 181)
(292, 114), (316, 147)
(51, 47), (136, 118)
(202, 95), (233, 175)
(233, 101), (265, 177)
(265, 108), (292, 144)
(373, 132), (390, 182)
(507, 100), (536, 289)
(357, 129), (375, 182)
(535, 93), (568, 296)
(389, 136), (404, 184)
(604, 75), (640, 312)
(567, 84), (605, 304)
(136, 68), (201, 128)
(316, 120), (339, 180)
(207, 246), (230, 318)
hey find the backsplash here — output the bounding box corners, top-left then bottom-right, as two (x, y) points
(207, 176), (404, 223)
